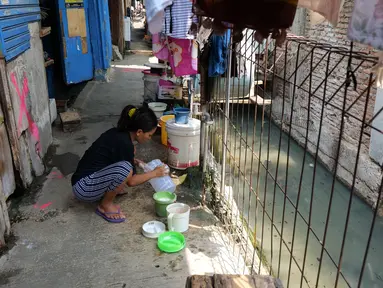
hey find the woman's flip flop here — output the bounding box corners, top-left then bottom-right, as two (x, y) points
(95, 208), (126, 223)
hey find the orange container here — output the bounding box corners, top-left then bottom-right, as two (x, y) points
(160, 115), (175, 146)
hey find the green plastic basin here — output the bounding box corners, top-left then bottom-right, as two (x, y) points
(153, 191), (177, 217)
(157, 231), (186, 253)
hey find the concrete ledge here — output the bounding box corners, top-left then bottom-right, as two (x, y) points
(126, 50), (153, 56)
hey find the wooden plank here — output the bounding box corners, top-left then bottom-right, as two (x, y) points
(44, 59), (54, 67)
(0, 97), (15, 198)
(186, 275), (214, 288)
(109, 0), (125, 53)
(186, 275), (284, 288)
(212, 95), (271, 106)
(119, 0), (124, 53)
(0, 59), (21, 171)
(67, 8), (87, 38)
(249, 95), (272, 105)
(40, 26), (51, 38)
(0, 179), (10, 248)
(214, 275), (256, 288)
(0, 124), (15, 198)
(213, 98), (251, 104)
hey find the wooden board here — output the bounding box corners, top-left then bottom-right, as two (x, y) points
(186, 275), (284, 288)
(0, 181), (10, 248)
(40, 27), (51, 38)
(44, 59), (54, 67)
(0, 101), (11, 246)
(0, 124), (15, 198)
(212, 95), (272, 106)
(214, 275), (256, 287)
(0, 102), (15, 198)
(249, 95), (272, 105)
(108, 0), (124, 53)
(0, 59), (21, 172)
(185, 275), (213, 288)
(67, 8), (87, 38)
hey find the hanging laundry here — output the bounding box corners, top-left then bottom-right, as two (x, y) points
(169, 38), (198, 76)
(195, 0), (298, 33)
(152, 34), (198, 76)
(208, 30), (231, 77)
(152, 33), (169, 60)
(298, 0), (345, 26)
(164, 0), (198, 39)
(146, 0), (173, 34)
(196, 18), (213, 52)
(348, 0), (383, 50)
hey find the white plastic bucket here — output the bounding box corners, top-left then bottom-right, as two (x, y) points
(166, 118), (201, 170)
(148, 102), (167, 119)
(166, 203), (190, 233)
(143, 72), (160, 101)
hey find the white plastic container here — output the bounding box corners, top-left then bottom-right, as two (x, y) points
(166, 118), (201, 170)
(148, 102), (167, 119)
(143, 159), (176, 193)
(166, 203), (190, 233)
(124, 17), (131, 42)
(143, 72), (161, 101)
(142, 221), (166, 238)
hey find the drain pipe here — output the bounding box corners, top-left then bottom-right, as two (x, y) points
(201, 109), (213, 207)
(220, 35), (233, 199)
(201, 110), (213, 173)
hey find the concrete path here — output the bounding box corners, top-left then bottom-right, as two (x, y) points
(0, 54), (247, 287)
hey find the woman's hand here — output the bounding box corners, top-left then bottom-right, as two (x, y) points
(153, 165), (168, 177)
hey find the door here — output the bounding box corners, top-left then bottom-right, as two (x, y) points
(58, 0), (93, 84)
(108, 0), (124, 54)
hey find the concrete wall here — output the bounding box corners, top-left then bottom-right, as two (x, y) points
(270, 2), (383, 214)
(1, 22), (52, 188)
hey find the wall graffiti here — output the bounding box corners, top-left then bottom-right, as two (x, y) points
(10, 72), (41, 154)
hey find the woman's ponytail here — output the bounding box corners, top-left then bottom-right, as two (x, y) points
(117, 105), (158, 133)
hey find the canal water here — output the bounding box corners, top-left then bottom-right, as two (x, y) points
(213, 105), (383, 288)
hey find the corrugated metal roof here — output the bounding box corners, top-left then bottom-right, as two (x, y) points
(0, 0), (41, 61)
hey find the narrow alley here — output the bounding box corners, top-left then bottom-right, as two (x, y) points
(0, 41), (247, 288)
(1, 1), (383, 288)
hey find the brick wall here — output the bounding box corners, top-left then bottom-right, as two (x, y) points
(269, 2), (383, 214)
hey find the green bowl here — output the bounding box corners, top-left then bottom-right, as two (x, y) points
(157, 231), (186, 253)
(153, 192), (177, 217)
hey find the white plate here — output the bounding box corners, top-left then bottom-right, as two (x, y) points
(142, 221), (166, 239)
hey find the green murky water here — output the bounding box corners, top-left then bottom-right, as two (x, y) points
(211, 106), (383, 288)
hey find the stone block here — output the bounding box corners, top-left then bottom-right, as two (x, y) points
(60, 111), (81, 133)
(112, 45), (123, 61)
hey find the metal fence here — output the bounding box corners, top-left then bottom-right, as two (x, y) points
(203, 29), (383, 288)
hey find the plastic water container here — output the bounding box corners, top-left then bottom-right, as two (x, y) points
(166, 118), (201, 170)
(143, 159), (176, 193)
